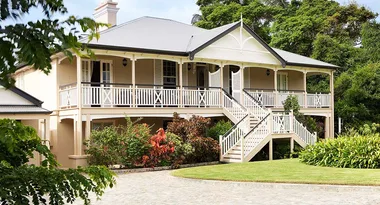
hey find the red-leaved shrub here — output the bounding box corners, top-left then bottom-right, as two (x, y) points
(141, 128), (175, 167)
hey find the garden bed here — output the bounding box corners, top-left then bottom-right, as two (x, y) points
(112, 161), (219, 174)
(172, 159), (380, 186)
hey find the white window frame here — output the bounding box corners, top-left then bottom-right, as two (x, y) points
(81, 59), (113, 85)
(277, 72), (288, 91)
(163, 60), (177, 88)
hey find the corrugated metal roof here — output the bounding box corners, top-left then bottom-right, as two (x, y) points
(0, 106), (51, 114)
(84, 16), (339, 69)
(273, 48), (339, 69)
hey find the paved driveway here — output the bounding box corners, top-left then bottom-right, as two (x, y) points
(73, 170), (380, 205)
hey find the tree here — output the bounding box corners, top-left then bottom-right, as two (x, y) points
(361, 21), (380, 63)
(0, 0), (105, 87)
(335, 63), (380, 127)
(0, 119), (115, 204)
(270, 0), (376, 57)
(195, 0), (283, 42)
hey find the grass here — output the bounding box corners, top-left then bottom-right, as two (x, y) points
(172, 159), (380, 186)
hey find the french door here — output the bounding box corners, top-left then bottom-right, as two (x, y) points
(82, 60), (113, 107)
(277, 72), (288, 91)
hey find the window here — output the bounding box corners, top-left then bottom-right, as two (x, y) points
(82, 60), (91, 82)
(163, 60), (177, 88)
(102, 62), (111, 85)
(277, 72), (288, 91)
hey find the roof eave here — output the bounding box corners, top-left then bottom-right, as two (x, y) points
(285, 62), (340, 70)
(87, 44), (189, 57)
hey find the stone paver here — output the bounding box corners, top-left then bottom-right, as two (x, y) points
(73, 170), (380, 205)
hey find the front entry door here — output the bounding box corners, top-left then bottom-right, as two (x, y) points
(101, 61), (112, 106)
(85, 60), (112, 107)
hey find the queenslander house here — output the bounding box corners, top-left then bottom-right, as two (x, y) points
(12, 0), (337, 168)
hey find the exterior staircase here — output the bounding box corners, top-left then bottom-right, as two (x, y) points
(220, 89), (317, 163)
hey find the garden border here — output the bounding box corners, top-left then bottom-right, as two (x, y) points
(112, 161), (220, 174)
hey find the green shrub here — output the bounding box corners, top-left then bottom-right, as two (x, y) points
(186, 136), (219, 163)
(167, 113), (220, 163)
(166, 132), (194, 167)
(299, 134), (380, 168)
(206, 120), (232, 140)
(85, 118), (151, 167)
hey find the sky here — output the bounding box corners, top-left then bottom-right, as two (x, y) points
(1, 0), (379, 26)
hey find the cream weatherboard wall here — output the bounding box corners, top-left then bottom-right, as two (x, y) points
(14, 63), (58, 111)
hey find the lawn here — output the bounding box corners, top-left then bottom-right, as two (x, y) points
(172, 159), (380, 186)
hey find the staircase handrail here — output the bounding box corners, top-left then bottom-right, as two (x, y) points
(222, 114), (249, 139)
(242, 88), (266, 108)
(242, 90), (270, 120)
(292, 117), (317, 145)
(243, 113), (271, 139)
(222, 88), (247, 112)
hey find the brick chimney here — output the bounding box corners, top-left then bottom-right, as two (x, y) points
(93, 0), (120, 31)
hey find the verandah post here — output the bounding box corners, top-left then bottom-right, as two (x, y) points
(132, 55), (136, 107)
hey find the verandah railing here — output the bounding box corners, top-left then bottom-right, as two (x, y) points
(59, 83), (225, 108)
(244, 88), (331, 108)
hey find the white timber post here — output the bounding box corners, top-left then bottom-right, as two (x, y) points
(268, 108), (273, 133)
(241, 130), (244, 162)
(179, 60), (183, 107)
(220, 63), (224, 108)
(85, 114), (91, 142)
(290, 109), (294, 132)
(274, 69), (278, 108)
(76, 56), (83, 156)
(330, 71), (334, 138)
(132, 55), (136, 107)
(269, 139), (273, 160)
(303, 71), (307, 108)
(290, 137), (294, 154)
(240, 65), (244, 105)
(325, 115), (330, 139)
(44, 117), (50, 149)
(219, 135), (223, 161)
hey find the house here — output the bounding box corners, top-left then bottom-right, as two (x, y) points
(0, 83), (51, 165)
(13, 0), (337, 167)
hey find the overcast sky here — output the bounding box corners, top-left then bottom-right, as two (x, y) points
(1, 0), (378, 26)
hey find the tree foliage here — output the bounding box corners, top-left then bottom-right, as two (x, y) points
(195, 0), (283, 42)
(0, 0), (106, 87)
(0, 119), (115, 205)
(335, 63), (380, 127)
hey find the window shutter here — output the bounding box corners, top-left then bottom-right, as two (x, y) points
(182, 63), (188, 86)
(154, 59), (163, 85)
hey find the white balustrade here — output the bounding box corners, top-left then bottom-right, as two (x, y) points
(307, 93), (331, 108)
(220, 116), (249, 157)
(222, 91), (247, 122)
(135, 86), (180, 107)
(59, 83), (78, 108)
(82, 85), (133, 107)
(277, 91), (305, 108)
(272, 113), (292, 134)
(247, 90), (330, 108)
(246, 90), (275, 107)
(182, 87), (220, 107)
(243, 91), (270, 120)
(243, 117), (270, 157)
(293, 118), (317, 145)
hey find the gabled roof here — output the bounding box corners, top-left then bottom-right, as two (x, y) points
(83, 16), (339, 70)
(0, 83), (51, 114)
